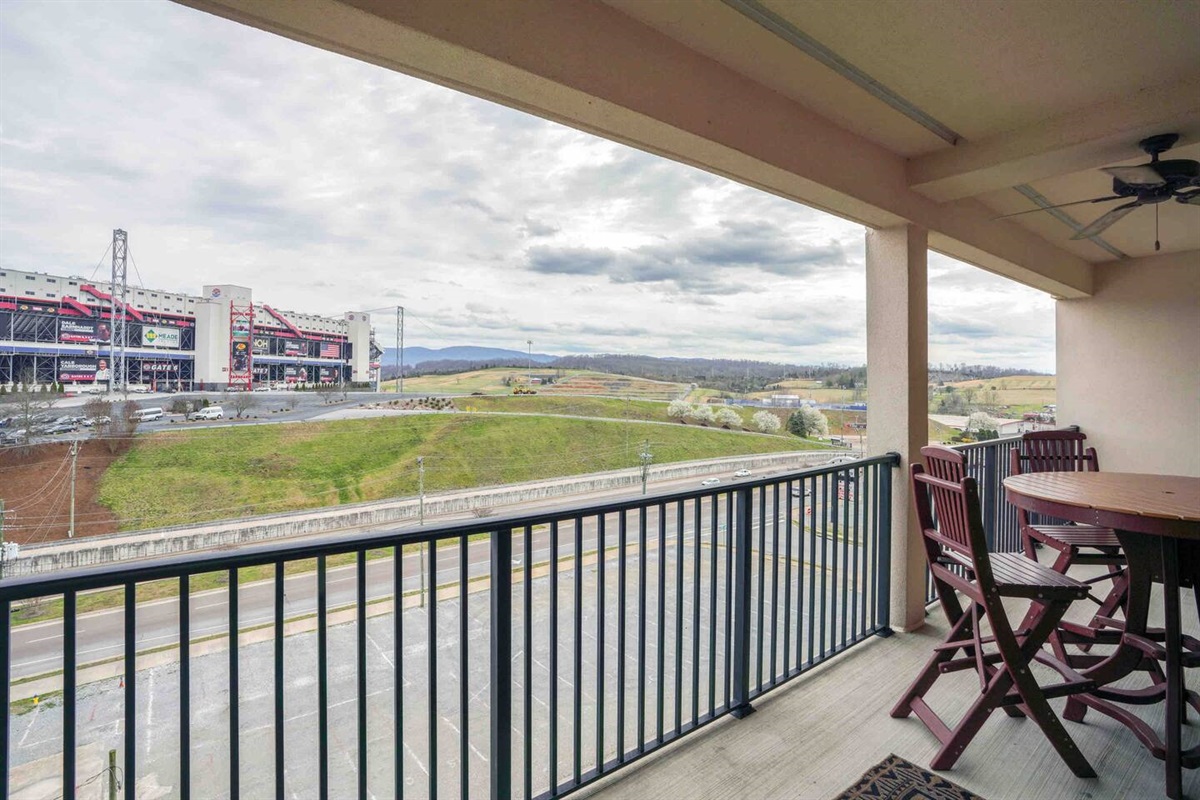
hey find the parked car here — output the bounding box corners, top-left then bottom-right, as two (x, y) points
(733, 469), (752, 478)
(700, 478), (721, 486)
(1, 429), (28, 444)
(131, 407), (165, 422)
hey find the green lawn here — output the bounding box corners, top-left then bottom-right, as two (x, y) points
(98, 414), (820, 530)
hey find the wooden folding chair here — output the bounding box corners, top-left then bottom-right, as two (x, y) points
(1012, 431), (1127, 630)
(891, 445), (1097, 777)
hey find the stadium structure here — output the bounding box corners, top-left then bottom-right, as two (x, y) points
(0, 231), (383, 391)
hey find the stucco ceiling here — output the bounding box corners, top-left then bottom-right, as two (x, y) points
(604, 0), (1200, 261)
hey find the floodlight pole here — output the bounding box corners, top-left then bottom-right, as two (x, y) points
(396, 306), (404, 395)
(639, 439), (653, 495)
(527, 339), (532, 386)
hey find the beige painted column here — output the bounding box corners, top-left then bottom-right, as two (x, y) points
(866, 224), (928, 632)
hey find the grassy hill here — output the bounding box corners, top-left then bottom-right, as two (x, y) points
(387, 367), (688, 399)
(941, 375), (1056, 414)
(98, 414), (820, 530)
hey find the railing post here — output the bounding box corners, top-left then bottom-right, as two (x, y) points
(875, 454), (899, 637)
(490, 529), (513, 800)
(730, 488), (755, 719)
(982, 443), (998, 551)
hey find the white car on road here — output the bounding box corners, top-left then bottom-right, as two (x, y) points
(733, 469), (752, 478)
(700, 478), (721, 486)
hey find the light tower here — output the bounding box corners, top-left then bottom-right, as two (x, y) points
(108, 229), (129, 394)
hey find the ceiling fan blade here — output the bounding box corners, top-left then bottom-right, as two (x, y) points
(1103, 165), (1164, 187)
(993, 195), (1122, 220)
(1070, 202), (1140, 240)
(1175, 189), (1200, 206)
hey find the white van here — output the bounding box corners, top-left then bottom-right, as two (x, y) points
(190, 406), (224, 421)
(132, 407), (164, 422)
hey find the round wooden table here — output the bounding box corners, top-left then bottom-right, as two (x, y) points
(1005, 472), (1199, 799)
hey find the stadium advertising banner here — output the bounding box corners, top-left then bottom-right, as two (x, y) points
(59, 318), (98, 343)
(142, 325), (181, 348)
(231, 318), (252, 339)
(283, 340), (304, 357)
(252, 337), (269, 355)
(231, 340), (250, 372)
(59, 358), (98, 382)
(319, 367), (338, 381)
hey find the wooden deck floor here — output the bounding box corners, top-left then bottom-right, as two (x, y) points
(579, 577), (1199, 800)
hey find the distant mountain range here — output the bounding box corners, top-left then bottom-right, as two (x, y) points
(379, 345), (557, 367)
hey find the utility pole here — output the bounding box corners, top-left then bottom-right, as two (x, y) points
(68, 440), (80, 538)
(0, 498), (6, 581)
(417, 455), (425, 608)
(395, 306), (404, 395)
(526, 339), (533, 386)
(639, 439), (653, 495)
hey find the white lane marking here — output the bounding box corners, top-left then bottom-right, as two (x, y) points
(27, 634), (64, 643)
(146, 668), (156, 750)
(402, 739), (430, 777)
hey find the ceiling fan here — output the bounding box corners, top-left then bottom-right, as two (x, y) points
(998, 133), (1200, 250)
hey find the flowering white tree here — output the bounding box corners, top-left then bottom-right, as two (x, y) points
(787, 406), (830, 438)
(752, 410), (782, 434)
(966, 411), (992, 433)
(687, 403), (716, 425)
(667, 398), (692, 420)
(714, 407), (742, 428)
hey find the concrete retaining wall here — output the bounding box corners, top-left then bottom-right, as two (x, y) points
(4, 451), (842, 577)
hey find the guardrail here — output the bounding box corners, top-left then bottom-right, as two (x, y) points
(1, 453), (900, 799)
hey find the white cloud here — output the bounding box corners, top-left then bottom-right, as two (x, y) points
(0, 1), (1054, 371)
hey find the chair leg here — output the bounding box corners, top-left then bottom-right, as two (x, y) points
(891, 611), (975, 718)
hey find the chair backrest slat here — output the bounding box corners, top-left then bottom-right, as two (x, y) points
(913, 446), (990, 576)
(1014, 430), (1099, 474)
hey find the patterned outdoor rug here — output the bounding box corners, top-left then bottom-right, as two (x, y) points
(833, 754), (986, 800)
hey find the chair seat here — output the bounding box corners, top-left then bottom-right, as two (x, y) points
(1027, 524), (1121, 548)
(990, 552), (1091, 600)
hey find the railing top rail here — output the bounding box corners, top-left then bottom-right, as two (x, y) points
(0, 452), (901, 600)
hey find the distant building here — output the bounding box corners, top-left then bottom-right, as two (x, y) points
(0, 267), (378, 390)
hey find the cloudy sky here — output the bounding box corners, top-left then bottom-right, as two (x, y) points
(0, 1), (1055, 371)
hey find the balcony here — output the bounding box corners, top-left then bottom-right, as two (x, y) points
(3, 438), (1194, 799)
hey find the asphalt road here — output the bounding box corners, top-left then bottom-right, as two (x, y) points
(9, 508), (875, 799)
(9, 481), (864, 680)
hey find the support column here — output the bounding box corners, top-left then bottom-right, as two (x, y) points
(866, 224), (928, 632)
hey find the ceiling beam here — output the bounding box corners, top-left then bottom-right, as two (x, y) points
(908, 78), (1200, 202)
(175, 0), (1094, 296)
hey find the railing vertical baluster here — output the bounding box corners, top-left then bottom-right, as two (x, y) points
(124, 583), (136, 800)
(0, 599), (9, 800)
(64, 590), (76, 800)
(691, 498), (701, 725)
(755, 485), (765, 692)
(840, 474), (850, 648)
(852, 468), (862, 640)
(230, 567), (239, 797)
(982, 443), (998, 551)
(674, 501), (684, 735)
(318, 557), (329, 799)
(819, 475), (829, 659)
(806, 476), (817, 667)
(877, 456), (897, 635)
(617, 511), (627, 763)
(549, 520), (558, 793)
(573, 517), (583, 786)
(655, 502), (666, 745)
(595, 514), (605, 774)
(490, 529), (513, 800)
(722, 495), (732, 712)
(358, 550), (369, 800)
(394, 545), (404, 799)
(795, 478), (806, 669)
(274, 563), (284, 800)
(637, 505), (647, 753)
(770, 484), (779, 684)
(430, 539), (440, 800)
(180, 576), (190, 800)
(731, 488), (755, 718)
(459, 534), (468, 800)
(783, 483), (793, 676)
(522, 525), (531, 799)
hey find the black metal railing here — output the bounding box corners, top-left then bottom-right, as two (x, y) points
(1, 453), (900, 800)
